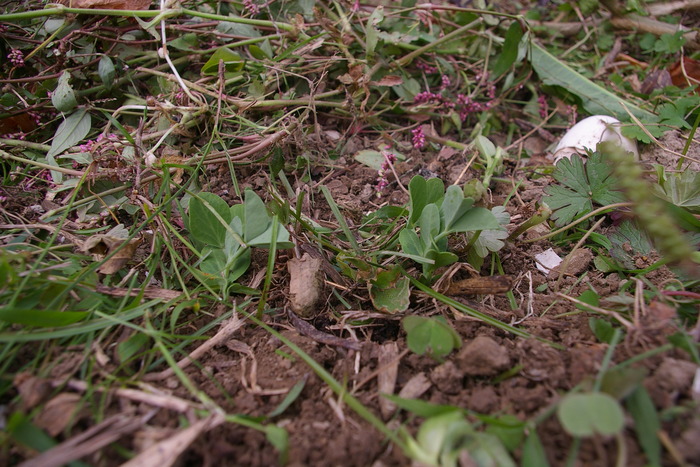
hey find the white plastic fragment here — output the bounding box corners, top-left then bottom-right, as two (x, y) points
(553, 115), (639, 164)
(535, 248), (563, 274)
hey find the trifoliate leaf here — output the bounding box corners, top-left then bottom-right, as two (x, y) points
(543, 152), (626, 227)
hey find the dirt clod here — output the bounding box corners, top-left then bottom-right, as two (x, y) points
(457, 336), (510, 376)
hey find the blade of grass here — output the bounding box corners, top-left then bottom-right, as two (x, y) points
(320, 185), (361, 254)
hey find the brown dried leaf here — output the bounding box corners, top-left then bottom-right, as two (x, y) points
(287, 253), (324, 317)
(13, 372), (52, 410)
(445, 275), (513, 295)
(370, 75), (403, 87)
(80, 224), (141, 274)
(377, 342), (399, 419)
(57, 0), (152, 9)
(34, 393), (83, 436)
(121, 415), (223, 467)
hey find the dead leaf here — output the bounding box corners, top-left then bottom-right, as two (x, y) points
(121, 415), (223, 467)
(13, 372), (52, 410)
(80, 224), (141, 274)
(287, 253), (324, 317)
(446, 275), (513, 295)
(377, 342), (399, 419)
(0, 113), (37, 134)
(57, 0), (152, 9)
(370, 75), (403, 87)
(34, 393), (83, 436)
(669, 57), (700, 91)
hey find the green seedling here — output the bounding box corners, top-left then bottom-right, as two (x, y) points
(400, 175), (500, 281)
(402, 315), (461, 361)
(186, 189), (293, 295)
(405, 411), (516, 467)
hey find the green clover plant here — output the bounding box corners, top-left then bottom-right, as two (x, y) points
(186, 189), (293, 294)
(399, 175), (500, 281)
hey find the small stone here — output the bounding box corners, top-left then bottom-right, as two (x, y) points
(457, 336), (510, 376)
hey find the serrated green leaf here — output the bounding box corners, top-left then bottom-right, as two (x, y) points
(654, 170), (700, 210)
(466, 206), (510, 257)
(543, 153), (625, 226)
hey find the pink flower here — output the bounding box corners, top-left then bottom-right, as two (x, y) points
(411, 127), (426, 149)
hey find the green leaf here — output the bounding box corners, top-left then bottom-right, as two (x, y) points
(484, 415), (525, 452)
(589, 317), (616, 343)
(201, 47), (244, 75)
(626, 386), (661, 467)
(543, 152), (626, 227)
(440, 186), (475, 231)
(529, 42), (655, 121)
(399, 228), (424, 258)
(188, 192), (232, 248)
(51, 71), (77, 113)
(117, 332), (149, 364)
(654, 169), (700, 211)
(557, 392), (625, 437)
(354, 149), (406, 170)
(408, 175), (444, 226)
(522, 430), (550, 467)
(369, 267), (411, 314)
(0, 307), (88, 327)
(268, 379), (306, 418)
(447, 206), (500, 233)
(46, 109), (91, 159)
(402, 315), (461, 360)
(418, 203), (442, 249)
(244, 189), (271, 242)
(465, 206), (510, 258)
(608, 220), (653, 269)
(493, 22), (524, 77)
(98, 55), (116, 89)
(265, 425), (289, 465)
(601, 367), (647, 400)
(365, 6), (384, 57)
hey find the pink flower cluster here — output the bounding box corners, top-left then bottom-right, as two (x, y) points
(376, 150), (398, 195)
(537, 94), (548, 119)
(7, 49), (24, 67)
(79, 133), (118, 153)
(416, 62), (438, 74)
(411, 127), (426, 149)
(412, 70), (497, 123)
(242, 0), (259, 15)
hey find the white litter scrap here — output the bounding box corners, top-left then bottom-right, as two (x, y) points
(553, 115), (639, 164)
(535, 248), (563, 275)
